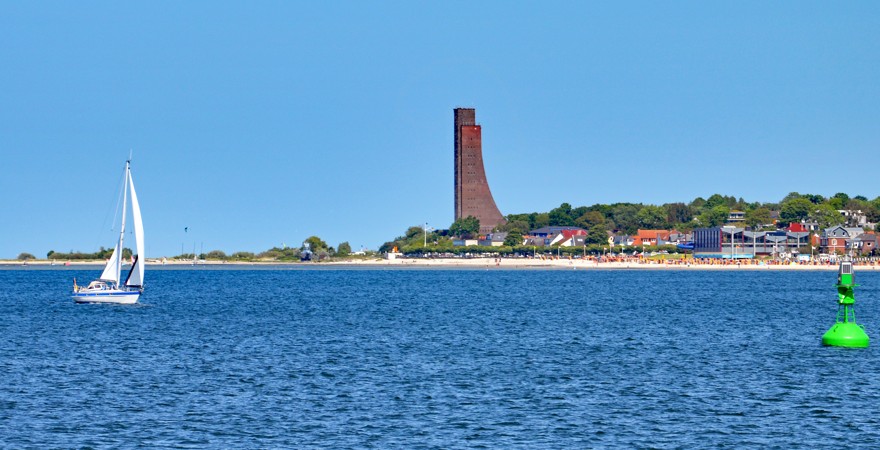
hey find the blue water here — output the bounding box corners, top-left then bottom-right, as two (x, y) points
(2, 267), (880, 448)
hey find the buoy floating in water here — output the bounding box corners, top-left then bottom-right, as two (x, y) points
(822, 257), (869, 348)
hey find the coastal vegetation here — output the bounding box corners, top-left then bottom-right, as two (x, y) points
(496, 192), (880, 238)
(46, 247), (132, 261)
(380, 192), (880, 257)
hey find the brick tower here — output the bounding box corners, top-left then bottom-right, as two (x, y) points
(454, 108), (505, 234)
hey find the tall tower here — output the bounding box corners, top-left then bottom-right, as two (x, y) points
(454, 108), (505, 235)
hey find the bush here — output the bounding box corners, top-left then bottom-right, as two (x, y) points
(17, 253), (36, 261)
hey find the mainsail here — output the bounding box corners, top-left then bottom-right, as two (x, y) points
(124, 170), (145, 288)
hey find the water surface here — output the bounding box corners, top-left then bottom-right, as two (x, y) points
(1, 268), (879, 448)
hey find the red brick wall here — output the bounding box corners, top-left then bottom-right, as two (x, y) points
(454, 108), (505, 234)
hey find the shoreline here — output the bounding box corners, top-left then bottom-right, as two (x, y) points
(3, 258), (878, 271)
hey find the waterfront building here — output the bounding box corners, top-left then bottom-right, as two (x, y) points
(822, 225), (869, 254)
(633, 229), (672, 246)
(694, 226), (812, 258)
(454, 108), (505, 234)
(478, 232), (508, 247)
(853, 233), (879, 255)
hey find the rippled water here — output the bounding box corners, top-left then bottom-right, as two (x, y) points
(2, 267), (880, 448)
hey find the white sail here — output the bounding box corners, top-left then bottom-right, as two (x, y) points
(99, 243), (121, 283)
(125, 169), (145, 287)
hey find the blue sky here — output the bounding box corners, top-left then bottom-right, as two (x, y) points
(1, 1), (878, 258)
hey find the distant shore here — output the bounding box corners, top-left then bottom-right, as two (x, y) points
(3, 258), (878, 271)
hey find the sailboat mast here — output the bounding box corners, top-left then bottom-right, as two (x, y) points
(117, 161), (130, 285)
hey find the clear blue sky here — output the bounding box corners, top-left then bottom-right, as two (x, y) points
(1, 1), (878, 258)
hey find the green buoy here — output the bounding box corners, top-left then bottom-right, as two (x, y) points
(822, 258), (869, 348)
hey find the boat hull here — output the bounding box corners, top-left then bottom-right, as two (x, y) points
(72, 290), (141, 304)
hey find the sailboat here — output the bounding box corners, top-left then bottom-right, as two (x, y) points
(72, 159), (145, 304)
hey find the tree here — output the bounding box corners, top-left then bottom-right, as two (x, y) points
(829, 192), (850, 210)
(337, 242), (352, 256)
(780, 198), (813, 224)
(611, 204), (640, 234)
(532, 213), (550, 229)
(584, 224), (610, 245)
(503, 231), (523, 247)
(304, 236), (329, 252)
(450, 216), (480, 238)
(17, 253), (36, 261)
(698, 206), (729, 227)
(689, 197), (706, 210)
(665, 203), (692, 224)
(575, 211), (605, 229)
(548, 203), (575, 226)
(745, 207), (773, 229)
(810, 204), (845, 229)
(497, 218), (530, 234)
(705, 194), (727, 209)
(636, 205), (668, 229)
(205, 250), (228, 260)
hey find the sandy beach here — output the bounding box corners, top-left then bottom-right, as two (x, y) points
(5, 257), (878, 271)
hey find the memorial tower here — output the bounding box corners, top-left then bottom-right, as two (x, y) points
(454, 108), (505, 234)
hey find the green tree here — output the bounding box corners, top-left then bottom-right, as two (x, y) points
(810, 204), (845, 229)
(337, 242), (352, 256)
(698, 206), (730, 227)
(450, 216), (480, 238)
(665, 203), (692, 224)
(575, 211), (605, 229)
(496, 219), (530, 234)
(503, 231), (523, 247)
(17, 252), (36, 261)
(584, 224), (610, 245)
(705, 194), (727, 209)
(205, 250), (228, 260)
(744, 207), (773, 229)
(611, 204), (640, 234)
(780, 198), (813, 223)
(531, 213), (550, 229)
(304, 236), (329, 252)
(689, 197), (706, 210)
(828, 192), (850, 210)
(548, 203), (575, 226)
(636, 205), (668, 229)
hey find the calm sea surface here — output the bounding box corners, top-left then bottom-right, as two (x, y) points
(2, 267), (880, 448)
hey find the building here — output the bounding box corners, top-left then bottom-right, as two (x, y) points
(478, 232), (508, 247)
(632, 229), (671, 247)
(549, 229), (588, 246)
(821, 226), (867, 254)
(454, 108), (505, 234)
(694, 226), (812, 258)
(853, 233), (878, 255)
(728, 211), (745, 223)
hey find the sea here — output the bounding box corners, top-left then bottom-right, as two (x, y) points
(1, 266), (880, 448)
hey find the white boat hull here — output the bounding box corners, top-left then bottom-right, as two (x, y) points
(72, 290), (141, 304)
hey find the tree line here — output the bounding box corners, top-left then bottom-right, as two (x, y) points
(383, 192), (880, 255)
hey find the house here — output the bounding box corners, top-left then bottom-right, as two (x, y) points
(529, 226), (586, 238)
(613, 235), (635, 247)
(452, 239), (480, 247)
(556, 234), (589, 247)
(853, 232), (878, 255)
(479, 232), (508, 247)
(728, 211), (745, 223)
(667, 231), (692, 245)
(821, 225), (867, 254)
(632, 229), (671, 247)
(839, 210), (868, 227)
(548, 229), (587, 246)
